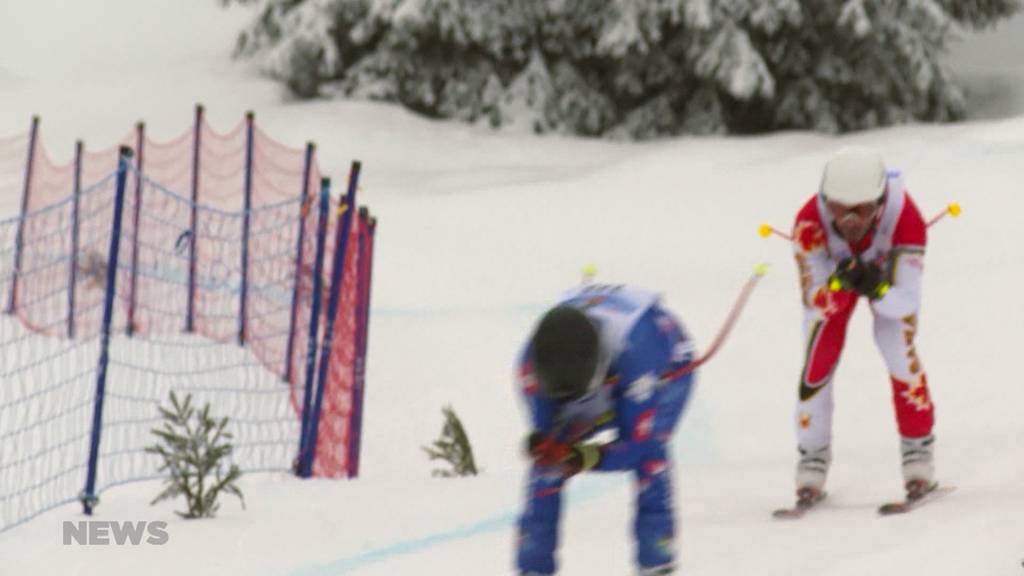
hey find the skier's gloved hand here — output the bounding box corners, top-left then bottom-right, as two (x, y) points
(561, 444), (602, 478)
(525, 432), (571, 466)
(830, 257), (889, 300)
(831, 257), (868, 291)
(525, 433), (601, 476)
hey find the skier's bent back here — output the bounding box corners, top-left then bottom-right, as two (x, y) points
(516, 284), (695, 576)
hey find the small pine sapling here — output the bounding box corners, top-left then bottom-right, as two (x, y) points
(146, 391), (245, 518)
(422, 405), (479, 478)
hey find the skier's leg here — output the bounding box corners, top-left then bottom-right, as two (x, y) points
(632, 359), (693, 573)
(795, 297), (857, 491)
(872, 312), (935, 487)
(628, 308), (692, 574)
(633, 442), (676, 573)
(517, 466), (566, 575)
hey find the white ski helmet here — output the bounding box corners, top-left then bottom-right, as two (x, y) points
(820, 146), (887, 206)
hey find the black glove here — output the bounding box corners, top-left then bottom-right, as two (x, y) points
(831, 257), (888, 300)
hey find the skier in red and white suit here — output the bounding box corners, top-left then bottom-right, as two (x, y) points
(790, 146), (936, 504)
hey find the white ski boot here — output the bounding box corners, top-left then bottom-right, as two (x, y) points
(795, 444), (831, 503)
(901, 434), (936, 498)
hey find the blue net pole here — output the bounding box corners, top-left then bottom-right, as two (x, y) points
(127, 122), (145, 336)
(6, 116), (39, 314)
(238, 112), (255, 345)
(67, 140), (84, 339)
(80, 147), (133, 515)
(297, 179), (331, 477)
(304, 161), (361, 478)
(360, 215), (378, 474)
(186, 105), (203, 333)
(348, 208), (376, 478)
(347, 210), (366, 478)
(284, 142), (315, 384)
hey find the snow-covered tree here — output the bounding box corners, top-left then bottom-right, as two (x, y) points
(223, 0), (1022, 138)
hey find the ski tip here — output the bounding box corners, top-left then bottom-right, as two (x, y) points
(877, 485), (956, 516)
(877, 502), (910, 515)
(771, 508), (805, 520)
(771, 491), (825, 520)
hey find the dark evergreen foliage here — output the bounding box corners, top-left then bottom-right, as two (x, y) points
(223, 0), (1022, 138)
(422, 405), (479, 478)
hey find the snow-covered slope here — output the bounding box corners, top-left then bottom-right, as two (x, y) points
(1, 2), (1022, 575)
(0, 67), (19, 89)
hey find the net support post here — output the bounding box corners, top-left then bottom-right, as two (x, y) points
(284, 142), (316, 384)
(238, 111), (255, 345)
(296, 177), (331, 477)
(127, 122), (145, 336)
(302, 161), (361, 478)
(81, 146), (133, 515)
(6, 115), (39, 314)
(67, 140), (84, 339)
(185, 104), (203, 333)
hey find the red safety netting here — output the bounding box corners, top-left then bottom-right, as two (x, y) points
(0, 131), (30, 214)
(312, 205), (361, 478)
(2, 114), (367, 478)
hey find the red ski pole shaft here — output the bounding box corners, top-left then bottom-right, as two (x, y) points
(758, 224), (792, 241)
(927, 202), (961, 228)
(673, 265), (768, 378)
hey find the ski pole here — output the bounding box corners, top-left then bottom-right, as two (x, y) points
(759, 201), (962, 243)
(670, 264), (768, 378)
(531, 266), (766, 456)
(759, 224), (792, 241)
(925, 202), (961, 228)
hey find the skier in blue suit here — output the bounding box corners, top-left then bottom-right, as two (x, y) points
(516, 283), (696, 576)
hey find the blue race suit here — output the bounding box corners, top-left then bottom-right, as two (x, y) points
(516, 284), (696, 575)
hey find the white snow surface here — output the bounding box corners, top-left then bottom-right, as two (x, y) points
(0, 2), (1023, 575)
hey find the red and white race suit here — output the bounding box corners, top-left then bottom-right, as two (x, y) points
(792, 171), (934, 451)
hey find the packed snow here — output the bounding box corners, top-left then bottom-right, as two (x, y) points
(0, 1), (1022, 575)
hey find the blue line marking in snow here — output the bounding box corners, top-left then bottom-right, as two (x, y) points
(289, 362), (715, 575)
(288, 476), (623, 576)
(288, 512), (517, 576)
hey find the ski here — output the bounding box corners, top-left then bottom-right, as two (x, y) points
(878, 485), (955, 516)
(772, 490), (826, 520)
